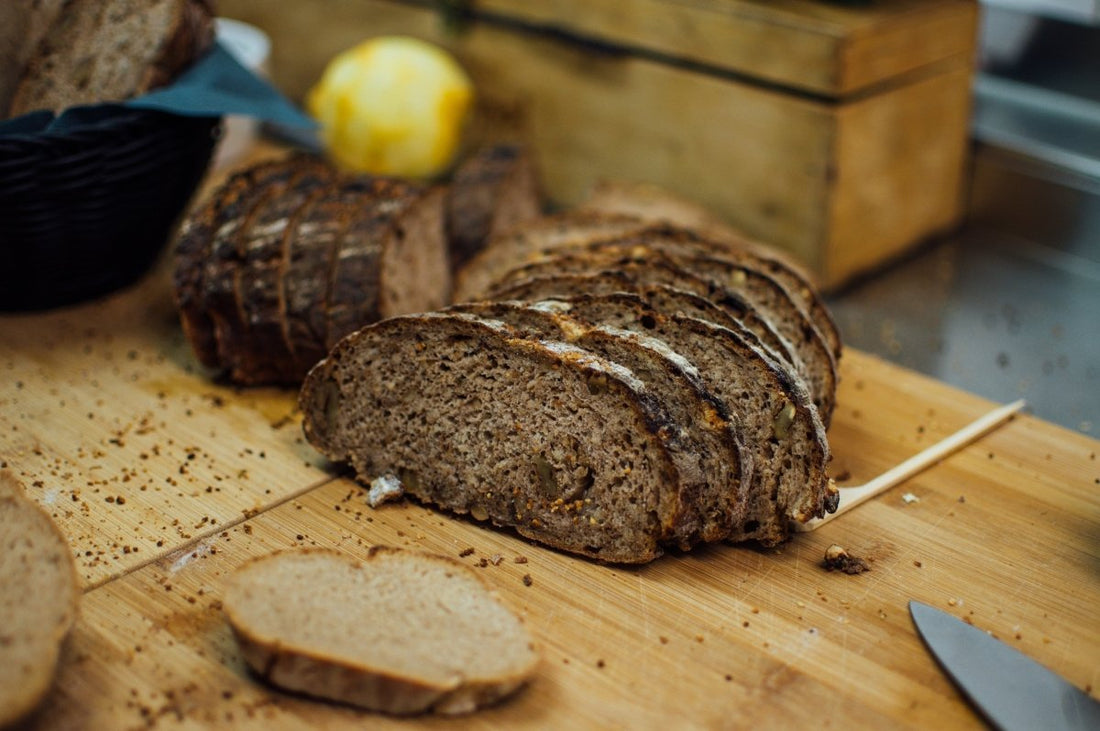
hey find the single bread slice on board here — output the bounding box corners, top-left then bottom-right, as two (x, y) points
(222, 546), (539, 715)
(448, 300), (751, 548)
(299, 312), (687, 563)
(0, 471), (80, 728)
(447, 144), (543, 270)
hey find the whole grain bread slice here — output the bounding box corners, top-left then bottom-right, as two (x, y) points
(0, 471), (80, 728)
(10, 0), (215, 116)
(222, 546), (539, 715)
(325, 180), (450, 351)
(299, 312), (687, 563)
(447, 300), (752, 548)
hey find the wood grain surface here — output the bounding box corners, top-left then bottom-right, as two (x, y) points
(1, 261), (1097, 729)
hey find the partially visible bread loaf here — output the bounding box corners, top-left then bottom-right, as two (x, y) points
(173, 154), (451, 385)
(447, 299), (752, 549)
(300, 312), (690, 563)
(222, 547), (539, 715)
(9, 0), (215, 117)
(0, 471), (80, 728)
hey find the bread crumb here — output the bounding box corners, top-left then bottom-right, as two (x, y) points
(513, 555), (528, 564)
(522, 574), (533, 586)
(822, 544), (870, 574)
(459, 547), (475, 557)
(367, 473), (404, 507)
(902, 493), (919, 504)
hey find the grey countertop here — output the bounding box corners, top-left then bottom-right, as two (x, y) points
(827, 144), (1099, 435)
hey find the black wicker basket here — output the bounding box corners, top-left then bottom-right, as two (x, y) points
(0, 106), (220, 311)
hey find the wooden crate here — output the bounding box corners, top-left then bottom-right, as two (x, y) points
(221, 0), (979, 290)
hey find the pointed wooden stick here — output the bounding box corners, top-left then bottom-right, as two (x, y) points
(797, 399), (1027, 532)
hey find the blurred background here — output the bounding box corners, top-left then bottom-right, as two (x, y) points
(830, 0), (1099, 434)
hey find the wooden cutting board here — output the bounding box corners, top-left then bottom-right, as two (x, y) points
(1, 263), (1097, 730)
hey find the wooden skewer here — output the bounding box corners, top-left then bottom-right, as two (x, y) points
(797, 399), (1028, 532)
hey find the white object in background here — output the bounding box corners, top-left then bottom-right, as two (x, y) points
(212, 18), (272, 170)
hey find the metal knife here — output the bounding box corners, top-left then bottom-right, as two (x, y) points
(909, 600), (1100, 731)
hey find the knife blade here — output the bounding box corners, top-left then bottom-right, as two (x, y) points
(909, 600), (1100, 731)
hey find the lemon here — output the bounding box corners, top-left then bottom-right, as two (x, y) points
(306, 36), (474, 178)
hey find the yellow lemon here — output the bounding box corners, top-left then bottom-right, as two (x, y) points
(306, 36), (474, 178)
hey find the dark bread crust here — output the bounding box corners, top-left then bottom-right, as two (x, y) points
(487, 272), (798, 378)
(446, 144), (542, 270)
(487, 241), (837, 425)
(231, 158), (336, 384)
(300, 312), (690, 563)
(281, 182), (355, 376)
(174, 158), (293, 370)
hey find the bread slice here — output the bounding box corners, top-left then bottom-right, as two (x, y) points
(299, 312), (688, 563)
(447, 300), (752, 549)
(325, 180), (450, 350)
(222, 547), (539, 715)
(9, 0), (215, 116)
(446, 144), (543, 270)
(0, 471), (80, 728)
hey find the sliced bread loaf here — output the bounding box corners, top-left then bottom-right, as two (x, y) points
(0, 471), (80, 728)
(528, 294), (836, 544)
(222, 546), (539, 715)
(486, 249), (836, 423)
(299, 312), (689, 563)
(447, 300), (752, 548)
(173, 155), (451, 385)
